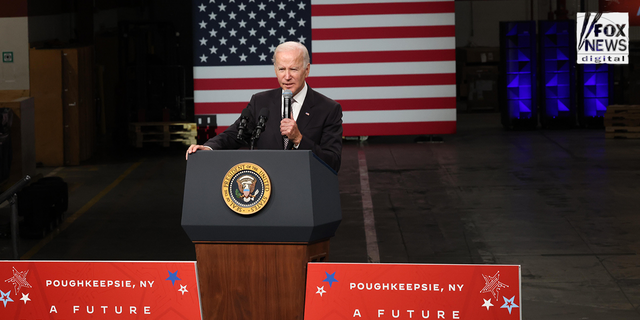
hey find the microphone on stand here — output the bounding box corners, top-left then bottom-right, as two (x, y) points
(251, 108), (269, 150)
(236, 108), (252, 140)
(253, 108), (269, 140)
(282, 90), (293, 119)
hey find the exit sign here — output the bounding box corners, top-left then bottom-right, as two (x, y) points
(2, 52), (13, 63)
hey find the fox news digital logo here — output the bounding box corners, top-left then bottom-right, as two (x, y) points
(577, 12), (629, 64)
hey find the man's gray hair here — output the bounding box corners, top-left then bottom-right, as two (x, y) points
(272, 41), (310, 67)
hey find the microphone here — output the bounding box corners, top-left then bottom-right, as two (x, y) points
(236, 108), (252, 140)
(253, 108), (269, 140)
(282, 90), (293, 119)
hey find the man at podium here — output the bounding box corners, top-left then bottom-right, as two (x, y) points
(186, 41), (343, 172)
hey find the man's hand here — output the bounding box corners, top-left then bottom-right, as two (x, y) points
(280, 118), (302, 145)
(185, 145), (211, 160)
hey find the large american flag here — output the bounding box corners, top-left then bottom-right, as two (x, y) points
(193, 0), (456, 136)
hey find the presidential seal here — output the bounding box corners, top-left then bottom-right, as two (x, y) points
(221, 162), (271, 215)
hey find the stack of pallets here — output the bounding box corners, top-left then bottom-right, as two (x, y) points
(605, 105), (640, 139)
(129, 122), (197, 147)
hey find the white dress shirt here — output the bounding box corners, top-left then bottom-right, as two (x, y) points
(281, 82), (308, 121)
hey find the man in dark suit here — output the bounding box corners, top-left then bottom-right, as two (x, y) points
(186, 42), (343, 172)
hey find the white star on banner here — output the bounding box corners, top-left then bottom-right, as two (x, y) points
(482, 298), (493, 311)
(179, 285), (188, 295)
(20, 293), (31, 304)
(316, 286), (326, 297)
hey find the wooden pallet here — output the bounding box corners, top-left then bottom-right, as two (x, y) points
(129, 122), (197, 147)
(605, 105), (640, 114)
(605, 132), (640, 139)
(604, 105), (640, 139)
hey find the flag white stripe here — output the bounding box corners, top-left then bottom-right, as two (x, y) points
(215, 109), (456, 126)
(315, 85), (455, 100)
(312, 13), (454, 29)
(194, 61), (455, 79)
(313, 0), (452, 4)
(312, 61), (455, 76)
(195, 85), (455, 103)
(313, 37), (455, 52)
(343, 109), (456, 123)
(195, 89), (272, 102)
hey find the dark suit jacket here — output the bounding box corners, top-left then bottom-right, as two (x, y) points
(203, 87), (343, 172)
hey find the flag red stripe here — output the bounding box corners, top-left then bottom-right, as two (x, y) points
(343, 121), (456, 136)
(195, 73), (455, 91)
(194, 78), (276, 90)
(338, 97), (455, 111)
(195, 97), (455, 114)
(211, 121), (456, 136)
(308, 73), (456, 88)
(311, 2), (455, 16)
(312, 49), (455, 64)
(312, 26), (455, 40)
(195, 102), (247, 114)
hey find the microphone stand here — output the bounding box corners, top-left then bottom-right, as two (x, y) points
(250, 133), (256, 150)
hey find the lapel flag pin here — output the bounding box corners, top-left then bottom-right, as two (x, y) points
(305, 112), (310, 116)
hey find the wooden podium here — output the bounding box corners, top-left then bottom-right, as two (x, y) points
(182, 150), (342, 320)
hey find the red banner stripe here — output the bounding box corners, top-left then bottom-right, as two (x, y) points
(212, 121), (457, 136)
(308, 73), (456, 88)
(342, 121), (456, 136)
(312, 49), (455, 64)
(312, 26), (456, 40)
(195, 73), (455, 91)
(311, 2), (455, 16)
(195, 98), (455, 114)
(339, 97), (456, 111)
(195, 78), (275, 91)
(195, 102), (247, 114)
